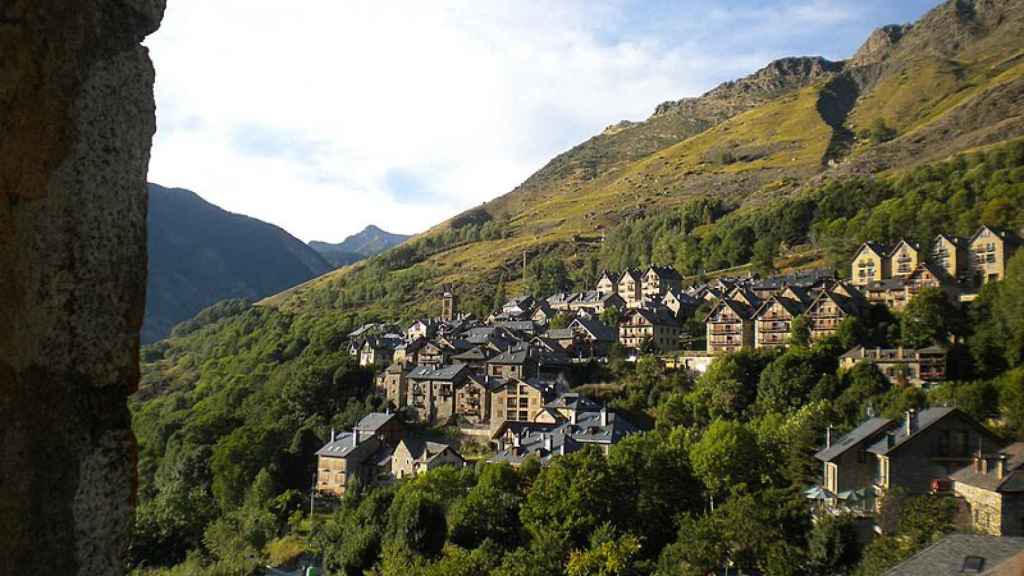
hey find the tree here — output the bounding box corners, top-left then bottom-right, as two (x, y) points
(807, 514), (861, 575)
(757, 348), (832, 415)
(901, 288), (955, 348)
(447, 487), (521, 550)
(384, 490), (447, 558)
(790, 314), (811, 348)
(752, 236), (779, 274)
(688, 420), (762, 499)
(600, 307), (623, 329)
(548, 313), (573, 330)
(566, 525), (642, 576)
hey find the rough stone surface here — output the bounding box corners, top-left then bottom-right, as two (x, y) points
(0, 1), (164, 574)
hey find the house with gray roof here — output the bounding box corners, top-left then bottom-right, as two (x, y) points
(951, 442), (1024, 537)
(392, 438), (465, 479)
(882, 534), (1024, 576)
(816, 417), (894, 499)
(315, 428), (384, 497)
(407, 363), (470, 425)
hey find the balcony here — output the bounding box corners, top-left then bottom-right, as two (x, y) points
(757, 322), (789, 333)
(710, 325), (742, 335)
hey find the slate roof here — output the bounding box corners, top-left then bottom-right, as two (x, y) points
(407, 363), (469, 382)
(400, 438), (462, 463)
(544, 393), (601, 413)
(815, 418), (893, 462)
(489, 426), (580, 466)
(704, 298), (755, 322)
(356, 412), (398, 433)
(867, 278), (908, 291)
(867, 407), (957, 456)
(489, 345), (532, 365)
(316, 432), (377, 459)
(881, 534), (1024, 576)
(753, 294), (805, 319)
(629, 307), (681, 326)
(570, 317), (617, 342)
(563, 409), (639, 445)
(858, 240), (891, 258)
(494, 320), (537, 334)
(545, 328), (574, 340)
(451, 346), (493, 362)
(949, 442), (1024, 493)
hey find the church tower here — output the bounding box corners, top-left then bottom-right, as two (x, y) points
(441, 286), (457, 322)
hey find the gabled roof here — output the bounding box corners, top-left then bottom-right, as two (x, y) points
(489, 425), (579, 466)
(408, 363), (469, 382)
(399, 438), (462, 463)
(880, 534), (1024, 576)
(703, 298), (755, 322)
(971, 225), (1022, 247)
(569, 317), (617, 342)
(855, 241), (890, 259)
(489, 345), (532, 365)
(356, 412), (398, 433)
(907, 261), (949, 282)
(562, 409), (639, 445)
(544, 328), (574, 340)
(888, 239), (921, 257)
(316, 432), (379, 459)
(451, 345), (493, 362)
(753, 294), (805, 319)
(815, 418), (893, 462)
(628, 307), (681, 327)
(544, 392), (601, 412)
(933, 233), (967, 247)
(949, 442), (1024, 494)
(809, 288), (860, 317)
(867, 407), (993, 456)
(598, 270), (620, 284)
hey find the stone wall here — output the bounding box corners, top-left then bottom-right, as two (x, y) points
(0, 1), (164, 574)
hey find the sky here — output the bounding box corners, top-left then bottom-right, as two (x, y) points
(145, 0), (940, 244)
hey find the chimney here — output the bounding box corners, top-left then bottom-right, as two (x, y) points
(905, 409), (916, 435)
(496, 439), (505, 452)
(886, 432), (896, 449)
(544, 434), (552, 452)
(570, 409), (577, 425)
(512, 432), (521, 448)
(826, 424), (833, 449)
(330, 428), (336, 443)
(352, 429), (359, 447)
(600, 406), (608, 427)
(559, 444), (566, 456)
(997, 455), (1007, 479)
(981, 457), (989, 475)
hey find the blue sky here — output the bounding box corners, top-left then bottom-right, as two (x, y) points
(145, 0), (941, 243)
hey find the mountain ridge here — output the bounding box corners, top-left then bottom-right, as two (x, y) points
(309, 225), (411, 268)
(143, 183), (333, 343)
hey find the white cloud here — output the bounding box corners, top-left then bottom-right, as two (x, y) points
(145, 0), (934, 242)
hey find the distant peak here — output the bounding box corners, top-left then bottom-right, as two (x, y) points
(849, 24), (911, 67)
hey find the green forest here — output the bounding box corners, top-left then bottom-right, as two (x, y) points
(131, 140), (1024, 576)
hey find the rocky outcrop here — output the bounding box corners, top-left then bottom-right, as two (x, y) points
(0, 1), (164, 574)
(849, 24), (911, 67)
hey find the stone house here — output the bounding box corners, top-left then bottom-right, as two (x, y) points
(450, 345), (494, 371)
(531, 301), (557, 325)
(889, 239), (921, 279)
(407, 320), (437, 342)
(950, 443), (1024, 537)
(662, 289), (700, 319)
(642, 265), (682, 298)
(568, 317), (618, 358)
(316, 429), (384, 497)
(620, 308), (682, 353)
(391, 438), (465, 480)
(486, 345), (538, 380)
(489, 426), (578, 467)
(752, 293), (806, 349)
(704, 299), (755, 353)
(502, 296), (535, 319)
(376, 363), (408, 409)
(851, 241), (891, 286)
(970, 225), (1021, 286)
(816, 418), (894, 498)
(359, 336), (398, 369)
(932, 233), (969, 282)
(407, 363), (470, 425)
(393, 337), (426, 366)
(491, 377), (552, 426)
(617, 269), (643, 308)
(839, 345), (948, 386)
(868, 408), (1002, 497)
(905, 261), (959, 302)
(355, 412), (404, 448)
(454, 372), (498, 427)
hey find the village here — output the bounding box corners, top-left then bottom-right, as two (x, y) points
(312, 225), (1024, 544)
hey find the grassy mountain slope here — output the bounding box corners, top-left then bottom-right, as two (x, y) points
(259, 0), (1024, 326)
(144, 184), (332, 343)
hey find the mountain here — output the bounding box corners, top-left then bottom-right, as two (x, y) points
(143, 183), (333, 343)
(309, 225), (411, 268)
(257, 0), (1024, 322)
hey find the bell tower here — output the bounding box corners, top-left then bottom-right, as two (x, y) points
(442, 285), (457, 322)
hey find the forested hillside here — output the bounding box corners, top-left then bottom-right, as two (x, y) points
(144, 184), (332, 343)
